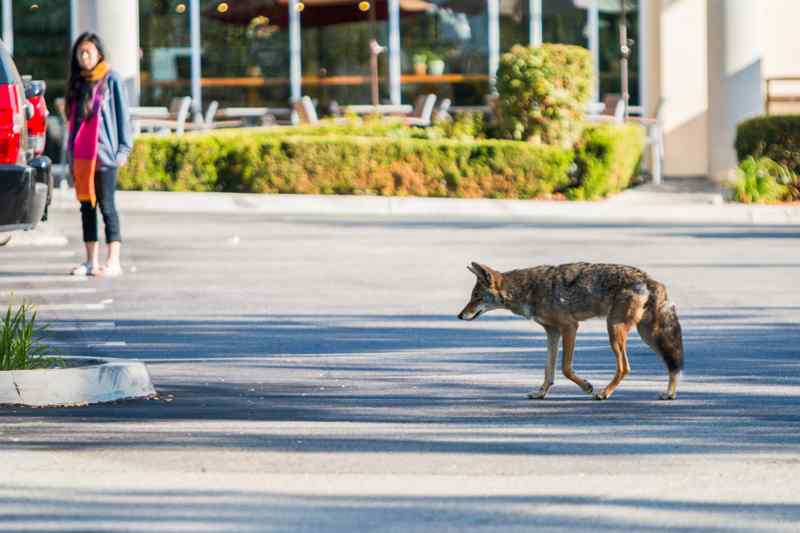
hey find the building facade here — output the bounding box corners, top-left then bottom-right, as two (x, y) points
(3, 0), (798, 182)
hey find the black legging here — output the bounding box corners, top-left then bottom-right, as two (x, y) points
(80, 166), (121, 243)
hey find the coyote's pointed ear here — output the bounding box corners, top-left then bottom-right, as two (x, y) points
(468, 262), (497, 286)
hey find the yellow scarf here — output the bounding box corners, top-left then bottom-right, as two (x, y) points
(80, 60), (109, 82)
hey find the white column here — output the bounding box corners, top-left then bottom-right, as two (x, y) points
(707, 0), (763, 182)
(388, 0), (401, 105)
(288, 0), (301, 103)
(74, 0), (140, 105)
(2, 0), (12, 55)
(70, 0), (79, 47)
(189, 0), (202, 117)
(530, 0), (542, 46)
(487, 0), (499, 92)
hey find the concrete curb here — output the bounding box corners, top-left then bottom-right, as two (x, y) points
(49, 187), (800, 225)
(0, 357), (156, 407)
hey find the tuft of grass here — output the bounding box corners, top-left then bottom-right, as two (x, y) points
(0, 303), (58, 371)
(732, 156), (795, 203)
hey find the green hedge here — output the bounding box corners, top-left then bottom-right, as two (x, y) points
(735, 115), (800, 174)
(119, 122), (644, 200)
(570, 123), (645, 199)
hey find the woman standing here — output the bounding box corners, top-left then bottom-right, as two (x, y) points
(66, 32), (132, 277)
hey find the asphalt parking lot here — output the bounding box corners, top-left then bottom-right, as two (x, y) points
(2, 204), (799, 532)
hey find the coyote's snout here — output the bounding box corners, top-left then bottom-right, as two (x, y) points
(458, 262), (684, 400)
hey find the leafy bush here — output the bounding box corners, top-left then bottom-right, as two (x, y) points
(567, 123), (645, 200)
(735, 116), (800, 175)
(119, 122), (644, 200)
(0, 303), (54, 371)
(732, 156), (797, 203)
(495, 44), (592, 147)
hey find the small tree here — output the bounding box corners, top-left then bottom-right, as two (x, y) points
(495, 44), (592, 148)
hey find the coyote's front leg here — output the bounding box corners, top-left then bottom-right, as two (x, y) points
(561, 322), (595, 396)
(528, 327), (560, 399)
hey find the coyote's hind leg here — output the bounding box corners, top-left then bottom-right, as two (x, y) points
(595, 292), (646, 400)
(528, 327), (560, 399)
(594, 320), (634, 400)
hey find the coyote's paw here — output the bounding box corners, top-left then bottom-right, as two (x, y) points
(581, 382), (594, 395)
(658, 391), (676, 401)
(592, 389), (610, 401)
(527, 386), (550, 400)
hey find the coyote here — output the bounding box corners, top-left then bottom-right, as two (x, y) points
(457, 262), (684, 400)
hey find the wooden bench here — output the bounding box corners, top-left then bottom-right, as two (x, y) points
(765, 77), (800, 115)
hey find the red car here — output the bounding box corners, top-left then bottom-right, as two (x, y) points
(0, 40), (52, 237)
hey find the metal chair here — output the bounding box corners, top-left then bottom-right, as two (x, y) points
(634, 98), (666, 185)
(403, 94), (437, 126)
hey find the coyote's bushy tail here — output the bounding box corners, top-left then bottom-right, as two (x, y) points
(639, 280), (684, 374)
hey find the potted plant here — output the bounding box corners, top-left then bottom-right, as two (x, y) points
(428, 51), (445, 76)
(412, 53), (427, 75)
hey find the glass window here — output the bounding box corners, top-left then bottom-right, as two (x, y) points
(139, 0), (192, 106)
(500, 0), (529, 52)
(10, 0), (70, 162)
(542, 0), (588, 47)
(301, 3), (386, 112)
(199, 0), (290, 108)
(598, 0), (639, 106)
(401, 0), (490, 106)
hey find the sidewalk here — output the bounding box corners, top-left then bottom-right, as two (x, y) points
(46, 177), (800, 225)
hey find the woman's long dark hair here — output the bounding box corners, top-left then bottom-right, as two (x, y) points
(65, 32), (107, 119)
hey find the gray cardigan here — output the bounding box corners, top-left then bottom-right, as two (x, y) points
(68, 70), (133, 170)
(96, 70), (133, 170)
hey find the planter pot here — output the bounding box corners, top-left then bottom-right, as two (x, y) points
(428, 59), (445, 76)
(0, 356), (156, 406)
(413, 63), (427, 76)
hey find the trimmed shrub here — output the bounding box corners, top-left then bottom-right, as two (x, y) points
(118, 122), (644, 200)
(735, 115), (800, 174)
(569, 123), (645, 200)
(495, 44), (592, 147)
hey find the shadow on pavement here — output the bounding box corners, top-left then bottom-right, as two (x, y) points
(2, 314), (799, 458)
(1, 489), (798, 532)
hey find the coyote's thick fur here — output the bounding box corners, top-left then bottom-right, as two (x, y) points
(458, 262), (684, 400)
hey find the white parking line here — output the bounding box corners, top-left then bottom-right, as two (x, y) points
(45, 321), (116, 331)
(34, 303), (105, 311)
(0, 263), (79, 272)
(0, 250), (76, 259)
(87, 341), (127, 348)
(0, 287), (98, 297)
(0, 275), (89, 284)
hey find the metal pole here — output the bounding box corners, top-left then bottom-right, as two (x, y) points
(288, 0), (302, 103)
(388, 0), (401, 105)
(638, 0), (647, 115)
(369, 6), (379, 106)
(619, 0), (630, 119)
(589, 0), (599, 102)
(2, 0), (12, 55)
(189, 0), (202, 117)
(487, 0), (499, 93)
(530, 0), (542, 47)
